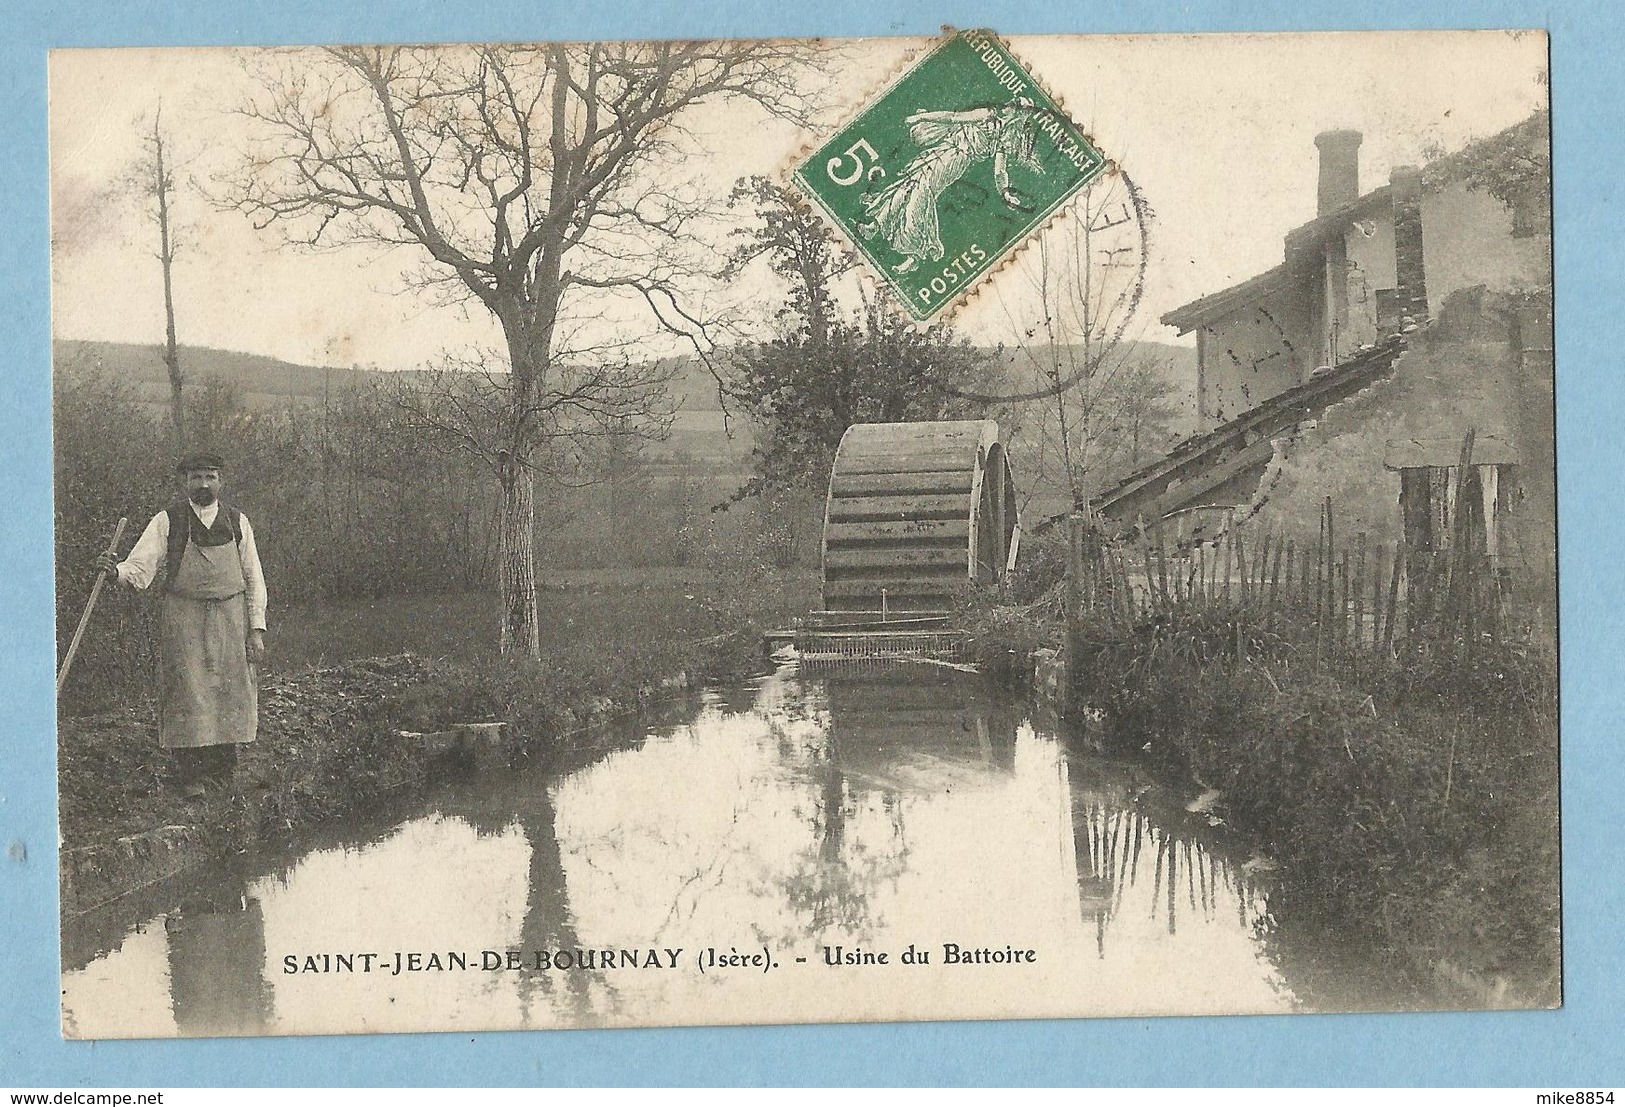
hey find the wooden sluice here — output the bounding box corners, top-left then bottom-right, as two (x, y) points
(768, 420), (1021, 666)
(772, 612), (971, 665)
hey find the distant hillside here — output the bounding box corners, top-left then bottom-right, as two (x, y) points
(51, 339), (757, 487)
(53, 340), (375, 410)
(983, 339), (1199, 437)
(53, 336), (1198, 500)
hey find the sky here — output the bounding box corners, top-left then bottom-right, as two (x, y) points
(47, 31), (1548, 372)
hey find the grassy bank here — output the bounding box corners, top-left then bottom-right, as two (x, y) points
(267, 567), (770, 669)
(59, 567), (818, 874)
(1067, 602), (1560, 1005)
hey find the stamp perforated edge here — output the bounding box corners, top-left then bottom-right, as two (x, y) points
(779, 28), (1123, 329)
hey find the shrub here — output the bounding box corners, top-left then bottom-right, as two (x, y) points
(1065, 596), (1559, 1001)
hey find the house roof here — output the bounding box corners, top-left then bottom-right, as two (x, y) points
(1160, 184), (1392, 336)
(1161, 110), (1547, 336)
(1098, 335), (1405, 532)
(1160, 264), (1296, 334)
(1034, 335), (1408, 537)
(1283, 184), (1394, 259)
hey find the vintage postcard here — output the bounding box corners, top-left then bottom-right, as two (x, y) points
(51, 30), (1557, 1038)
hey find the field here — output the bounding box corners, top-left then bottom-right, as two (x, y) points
(269, 566), (815, 669)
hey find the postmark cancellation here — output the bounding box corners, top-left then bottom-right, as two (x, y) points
(793, 29), (1108, 321)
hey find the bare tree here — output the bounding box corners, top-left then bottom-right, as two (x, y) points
(994, 171), (1172, 512)
(225, 43), (814, 656)
(135, 108), (187, 457)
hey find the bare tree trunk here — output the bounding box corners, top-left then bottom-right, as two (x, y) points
(497, 453), (540, 658)
(153, 115), (185, 457)
(231, 43), (810, 655)
(1036, 238), (1086, 510)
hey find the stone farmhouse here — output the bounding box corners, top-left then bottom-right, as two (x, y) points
(1088, 111), (1554, 621)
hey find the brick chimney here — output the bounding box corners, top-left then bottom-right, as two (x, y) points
(1314, 129), (1363, 215)
(1390, 164), (1429, 322)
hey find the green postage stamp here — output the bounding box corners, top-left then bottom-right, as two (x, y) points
(793, 29), (1108, 321)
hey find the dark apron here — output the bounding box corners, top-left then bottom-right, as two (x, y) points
(159, 534), (257, 749)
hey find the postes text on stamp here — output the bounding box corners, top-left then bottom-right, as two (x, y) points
(794, 29), (1108, 321)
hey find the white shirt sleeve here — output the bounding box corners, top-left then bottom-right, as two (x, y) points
(116, 508), (268, 631)
(115, 512), (169, 591)
(238, 513), (269, 632)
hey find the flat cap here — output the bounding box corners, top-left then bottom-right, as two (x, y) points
(175, 451), (225, 473)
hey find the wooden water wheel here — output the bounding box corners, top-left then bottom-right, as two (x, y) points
(820, 420), (1021, 614)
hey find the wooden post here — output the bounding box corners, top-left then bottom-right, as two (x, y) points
(1099, 536), (1113, 630)
(1353, 532), (1368, 653)
(1371, 542), (1384, 656)
(1383, 541), (1404, 656)
(1339, 548), (1351, 655)
(1267, 532), (1282, 630)
(1408, 546), (1429, 647)
(1324, 499), (1336, 647)
(1155, 522), (1170, 611)
(1235, 527), (1248, 604)
(1222, 528), (1234, 606)
(1254, 529), (1267, 604)
(1314, 503), (1326, 647)
(1118, 549), (1136, 625)
(1370, 545), (1386, 657)
(1278, 539), (1294, 634)
(1446, 428), (1477, 648)
(1138, 532), (1157, 613)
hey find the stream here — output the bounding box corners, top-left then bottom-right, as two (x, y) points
(61, 663), (1422, 1037)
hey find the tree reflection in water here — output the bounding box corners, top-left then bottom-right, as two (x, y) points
(776, 722), (907, 937)
(436, 761), (596, 1027)
(510, 784), (597, 1026)
(1065, 779), (1269, 958)
(775, 667), (1021, 942)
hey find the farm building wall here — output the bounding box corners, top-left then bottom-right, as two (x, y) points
(1337, 204), (1401, 355)
(1195, 282), (1315, 427)
(1248, 288), (1555, 615)
(1420, 181), (1555, 307)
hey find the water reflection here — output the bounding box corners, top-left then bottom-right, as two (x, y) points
(777, 672), (1018, 938)
(1067, 795), (1271, 956)
(64, 664), (1322, 1038)
(166, 868), (274, 1036)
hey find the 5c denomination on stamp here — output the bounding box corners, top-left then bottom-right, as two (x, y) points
(793, 28), (1108, 321)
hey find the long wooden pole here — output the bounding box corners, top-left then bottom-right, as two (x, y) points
(57, 517), (128, 696)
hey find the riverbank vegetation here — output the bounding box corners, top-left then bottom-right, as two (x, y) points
(1072, 608), (1558, 1004)
(58, 565), (817, 859)
(962, 522), (1560, 1005)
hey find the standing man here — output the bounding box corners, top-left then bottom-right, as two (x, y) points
(96, 452), (268, 798)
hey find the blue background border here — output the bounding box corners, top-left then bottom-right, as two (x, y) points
(4, 0), (1621, 1087)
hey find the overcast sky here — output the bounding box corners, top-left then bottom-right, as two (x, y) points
(48, 31), (1547, 371)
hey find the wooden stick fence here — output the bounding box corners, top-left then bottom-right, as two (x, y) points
(1067, 476), (1513, 664)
